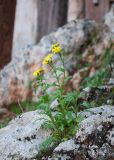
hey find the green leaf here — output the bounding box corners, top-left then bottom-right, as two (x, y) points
(58, 124), (64, 132)
(64, 91), (80, 104)
(81, 101), (91, 109)
(40, 136), (57, 151)
(56, 67), (65, 72)
(65, 111), (74, 124)
(42, 121), (55, 130)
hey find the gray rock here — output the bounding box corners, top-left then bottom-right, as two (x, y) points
(54, 139), (76, 153)
(75, 105), (114, 160)
(0, 108), (8, 115)
(1, 106), (114, 159)
(0, 19), (96, 107)
(0, 111), (51, 160)
(50, 99), (59, 110)
(47, 140), (77, 160)
(105, 4), (114, 39)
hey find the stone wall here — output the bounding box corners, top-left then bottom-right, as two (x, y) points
(12, 0), (68, 57)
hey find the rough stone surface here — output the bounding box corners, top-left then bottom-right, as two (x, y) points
(49, 106), (114, 160)
(48, 139), (77, 160)
(0, 111), (51, 160)
(1, 106), (114, 159)
(0, 19), (96, 107)
(105, 4), (114, 39)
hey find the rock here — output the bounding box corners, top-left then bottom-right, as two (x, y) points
(108, 78), (114, 85)
(71, 67), (90, 90)
(0, 108), (8, 115)
(74, 105), (114, 160)
(47, 139), (77, 160)
(50, 99), (59, 110)
(105, 4), (114, 39)
(49, 106), (114, 160)
(1, 106), (114, 159)
(54, 139), (76, 152)
(82, 85), (114, 106)
(0, 111), (51, 160)
(0, 19), (96, 107)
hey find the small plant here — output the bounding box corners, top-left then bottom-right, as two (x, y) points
(33, 43), (83, 156)
(81, 43), (114, 89)
(82, 68), (109, 88)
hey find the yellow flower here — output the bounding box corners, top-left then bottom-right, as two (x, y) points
(33, 68), (44, 76)
(51, 43), (62, 54)
(43, 54), (53, 64)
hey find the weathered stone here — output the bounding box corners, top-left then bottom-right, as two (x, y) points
(1, 106), (114, 159)
(0, 110), (51, 160)
(105, 4), (114, 39)
(50, 139), (78, 160)
(74, 106), (114, 160)
(82, 85), (114, 106)
(0, 19), (96, 107)
(54, 139), (76, 152)
(0, 108), (8, 115)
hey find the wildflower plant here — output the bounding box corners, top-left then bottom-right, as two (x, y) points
(33, 43), (83, 154)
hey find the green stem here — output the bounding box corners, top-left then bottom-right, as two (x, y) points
(49, 61), (68, 128)
(59, 54), (66, 82)
(38, 76), (47, 93)
(49, 62), (61, 87)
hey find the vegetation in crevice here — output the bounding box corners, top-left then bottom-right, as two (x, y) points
(31, 43), (84, 159)
(80, 43), (114, 107)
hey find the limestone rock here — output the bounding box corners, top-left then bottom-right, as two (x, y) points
(74, 105), (114, 160)
(0, 19), (96, 107)
(1, 106), (114, 159)
(105, 4), (114, 39)
(0, 111), (51, 160)
(49, 139), (77, 160)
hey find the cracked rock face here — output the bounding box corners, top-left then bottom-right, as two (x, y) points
(0, 111), (51, 160)
(49, 106), (114, 160)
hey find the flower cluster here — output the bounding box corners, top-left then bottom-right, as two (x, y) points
(43, 53), (53, 65)
(51, 43), (62, 54)
(33, 68), (44, 76)
(33, 43), (62, 76)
